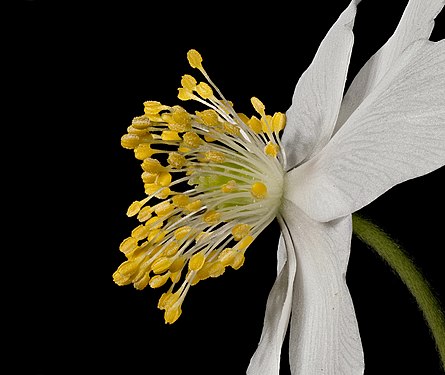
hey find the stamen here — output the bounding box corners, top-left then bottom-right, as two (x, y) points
(251, 97), (266, 117)
(115, 48), (287, 324)
(187, 49), (203, 70)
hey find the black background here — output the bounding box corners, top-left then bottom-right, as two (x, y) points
(12, 0), (445, 374)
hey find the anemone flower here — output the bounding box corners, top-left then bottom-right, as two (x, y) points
(113, 0), (445, 373)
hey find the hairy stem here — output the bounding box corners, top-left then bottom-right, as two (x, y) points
(352, 214), (445, 372)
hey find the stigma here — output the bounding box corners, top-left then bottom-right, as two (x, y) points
(113, 49), (287, 324)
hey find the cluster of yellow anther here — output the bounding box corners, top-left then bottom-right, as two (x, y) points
(113, 49), (286, 324)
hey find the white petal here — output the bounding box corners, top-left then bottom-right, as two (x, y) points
(280, 201), (364, 375)
(247, 222), (297, 375)
(285, 39), (445, 222)
(282, 0), (360, 170)
(335, 0), (445, 132)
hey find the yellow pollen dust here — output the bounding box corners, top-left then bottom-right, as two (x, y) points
(251, 182), (268, 199)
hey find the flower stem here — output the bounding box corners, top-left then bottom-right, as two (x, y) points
(352, 214), (445, 372)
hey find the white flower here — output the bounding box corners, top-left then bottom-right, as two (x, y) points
(248, 0), (445, 374)
(113, 0), (445, 373)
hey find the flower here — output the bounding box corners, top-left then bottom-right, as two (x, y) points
(113, 0), (445, 373)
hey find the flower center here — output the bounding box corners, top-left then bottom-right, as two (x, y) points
(113, 49), (287, 324)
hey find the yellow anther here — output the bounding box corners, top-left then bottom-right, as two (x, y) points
(168, 119), (191, 134)
(131, 115), (151, 129)
(158, 291), (173, 310)
(127, 125), (147, 136)
(137, 205), (153, 222)
(170, 107), (192, 131)
(155, 187), (171, 200)
(264, 142), (279, 157)
(151, 256), (174, 274)
(155, 171), (172, 187)
(167, 152), (187, 169)
(169, 255), (186, 273)
(189, 251), (206, 271)
(218, 248), (236, 266)
(127, 201), (142, 217)
(236, 235), (254, 251)
(261, 115), (273, 133)
(237, 113), (250, 124)
(231, 223), (251, 241)
(187, 49), (203, 69)
(181, 74), (197, 90)
(126, 244), (146, 261)
(196, 263), (211, 280)
(133, 273), (150, 290)
(203, 134), (216, 142)
(135, 143), (155, 160)
(174, 226), (192, 241)
(251, 181), (268, 199)
(208, 261), (225, 278)
(121, 133), (141, 149)
(247, 116), (263, 134)
(149, 273), (170, 288)
(185, 199), (202, 212)
(141, 171), (157, 183)
(178, 88), (195, 101)
(203, 210), (221, 225)
(195, 231), (210, 243)
(143, 100), (169, 115)
(112, 270), (132, 286)
(141, 158), (164, 173)
(182, 132), (202, 148)
(272, 112), (286, 132)
(178, 146), (191, 153)
(163, 241), (180, 257)
(189, 273), (201, 286)
(144, 183), (162, 196)
(145, 113), (163, 122)
(145, 216), (163, 230)
(145, 185), (169, 199)
(196, 82), (213, 99)
(161, 130), (181, 141)
(131, 224), (151, 241)
(231, 252), (245, 270)
(119, 237), (138, 255)
(223, 122), (240, 136)
(164, 305), (182, 324)
(204, 150), (225, 163)
(221, 180), (238, 193)
(153, 201), (174, 217)
(170, 270), (182, 284)
(196, 109), (219, 126)
(172, 194), (190, 208)
(114, 260), (139, 282)
(147, 228), (166, 243)
(251, 97), (266, 117)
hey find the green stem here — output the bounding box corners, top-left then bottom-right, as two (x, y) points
(352, 214), (445, 372)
